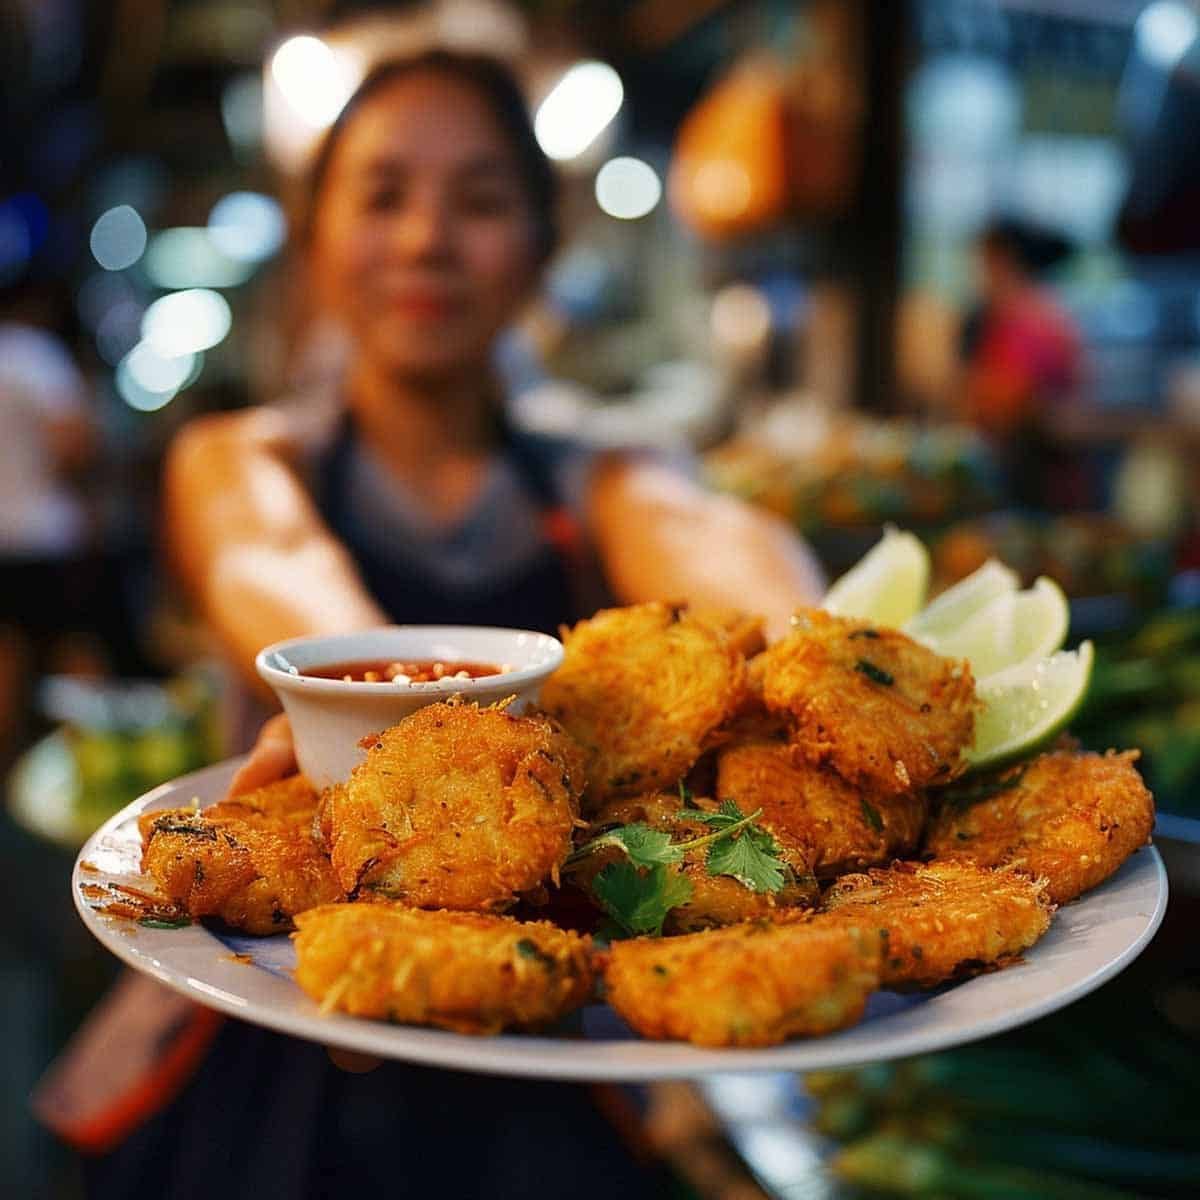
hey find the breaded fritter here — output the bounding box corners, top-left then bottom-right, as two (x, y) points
(293, 903), (594, 1035)
(760, 610), (976, 796)
(690, 607), (768, 658)
(540, 602), (747, 808)
(820, 860), (1052, 988)
(327, 701), (584, 911)
(603, 915), (880, 1047)
(716, 739), (928, 878)
(924, 750), (1154, 904)
(139, 776), (342, 934)
(572, 793), (818, 933)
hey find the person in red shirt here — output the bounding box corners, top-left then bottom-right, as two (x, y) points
(960, 218), (1086, 509)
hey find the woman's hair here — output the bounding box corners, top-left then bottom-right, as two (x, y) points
(300, 49), (558, 263)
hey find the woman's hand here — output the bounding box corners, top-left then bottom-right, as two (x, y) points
(226, 712), (297, 797)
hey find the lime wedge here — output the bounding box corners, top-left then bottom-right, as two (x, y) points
(822, 527), (930, 628)
(919, 577), (1070, 679)
(967, 641), (1094, 770)
(905, 559), (1019, 641)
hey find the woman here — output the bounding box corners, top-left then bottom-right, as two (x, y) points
(92, 52), (824, 1197)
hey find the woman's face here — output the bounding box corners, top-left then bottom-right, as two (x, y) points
(308, 72), (541, 381)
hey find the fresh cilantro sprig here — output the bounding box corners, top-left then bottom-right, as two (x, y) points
(591, 862), (693, 937)
(566, 796), (789, 936)
(681, 800), (787, 892)
(565, 822), (682, 870)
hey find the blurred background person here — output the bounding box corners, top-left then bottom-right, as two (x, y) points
(958, 217), (1085, 510)
(0, 279), (97, 759)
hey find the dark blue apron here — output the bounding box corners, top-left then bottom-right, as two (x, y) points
(316, 417), (590, 633)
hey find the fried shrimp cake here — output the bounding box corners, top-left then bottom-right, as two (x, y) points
(924, 750), (1154, 904)
(760, 610), (976, 795)
(540, 602), (747, 808)
(327, 702), (583, 911)
(716, 739), (928, 878)
(293, 903), (593, 1035)
(820, 860), (1052, 989)
(572, 794), (818, 932)
(603, 916), (880, 1047)
(139, 777), (342, 935)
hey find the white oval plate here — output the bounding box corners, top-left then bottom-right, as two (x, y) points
(73, 758), (1168, 1082)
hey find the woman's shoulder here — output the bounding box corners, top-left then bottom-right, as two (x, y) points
(170, 394), (338, 475)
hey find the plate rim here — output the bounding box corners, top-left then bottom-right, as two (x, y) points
(72, 758), (1170, 1082)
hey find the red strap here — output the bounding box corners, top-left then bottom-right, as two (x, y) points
(541, 504), (586, 570)
(31, 973), (224, 1154)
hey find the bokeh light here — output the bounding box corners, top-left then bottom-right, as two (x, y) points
(0, 204), (33, 285)
(1136, 1), (1199, 68)
(711, 283), (772, 357)
(270, 35), (356, 129)
(595, 157), (662, 220)
(690, 161), (752, 222)
(143, 228), (254, 290)
(116, 343), (199, 412)
(95, 301), (145, 366)
(141, 289), (232, 356)
(207, 192), (286, 263)
(534, 62), (623, 161)
(89, 204), (147, 271)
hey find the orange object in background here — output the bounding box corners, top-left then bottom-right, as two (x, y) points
(669, 2), (862, 241)
(669, 56), (792, 240)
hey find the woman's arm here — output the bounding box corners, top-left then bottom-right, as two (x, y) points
(163, 408), (386, 686)
(589, 455), (825, 640)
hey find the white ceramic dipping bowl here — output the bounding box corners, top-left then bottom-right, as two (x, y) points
(255, 626), (563, 789)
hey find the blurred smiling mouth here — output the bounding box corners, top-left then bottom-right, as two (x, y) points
(382, 284), (465, 321)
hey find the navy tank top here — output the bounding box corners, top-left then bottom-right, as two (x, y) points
(314, 418), (602, 632)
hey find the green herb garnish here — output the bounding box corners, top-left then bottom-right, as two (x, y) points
(939, 766), (1027, 812)
(860, 797), (884, 833)
(855, 660), (894, 686)
(515, 938), (557, 969)
(688, 800), (787, 893)
(565, 822), (682, 870)
(591, 862), (694, 937)
(138, 916), (192, 930)
(568, 799), (789, 933)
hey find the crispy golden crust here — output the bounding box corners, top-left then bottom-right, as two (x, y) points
(136, 774), (320, 845)
(716, 739), (928, 878)
(760, 610), (976, 795)
(690, 607), (768, 659)
(603, 915), (880, 1046)
(573, 794), (818, 933)
(292, 903), (594, 1034)
(924, 750), (1155, 904)
(139, 777), (342, 935)
(820, 860), (1052, 988)
(540, 602), (747, 809)
(327, 702), (583, 911)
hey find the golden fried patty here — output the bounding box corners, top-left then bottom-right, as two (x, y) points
(820, 860), (1052, 989)
(139, 776), (342, 935)
(540, 602), (747, 808)
(924, 750), (1154, 904)
(327, 701), (583, 911)
(572, 793), (818, 933)
(760, 610), (976, 796)
(603, 915), (880, 1047)
(716, 739), (928, 878)
(293, 903), (594, 1035)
